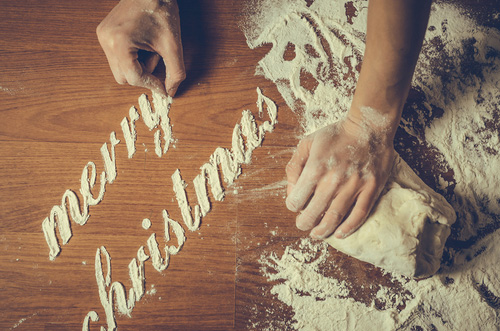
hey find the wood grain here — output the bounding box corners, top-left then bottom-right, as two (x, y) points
(1, 0), (498, 330)
(0, 1), (297, 329)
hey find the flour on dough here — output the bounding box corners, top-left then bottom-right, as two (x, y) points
(324, 154), (456, 278)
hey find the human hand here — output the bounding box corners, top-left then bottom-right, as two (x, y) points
(286, 109), (396, 240)
(97, 0), (185, 97)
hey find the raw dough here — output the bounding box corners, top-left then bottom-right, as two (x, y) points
(324, 154), (456, 278)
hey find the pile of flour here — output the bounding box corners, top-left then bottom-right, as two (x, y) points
(242, 0), (500, 329)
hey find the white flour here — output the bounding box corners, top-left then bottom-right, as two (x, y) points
(120, 106), (140, 159)
(42, 92), (172, 261)
(42, 161), (107, 260)
(35, 85), (278, 329)
(138, 92), (174, 158)
(142, 218), (152, 230)
(243, 0), (500, 329)
(79, 88), (279, 330)
(100, 132), (120, 184)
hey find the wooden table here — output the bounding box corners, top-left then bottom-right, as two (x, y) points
(0, 1), (304, 329)
(1, 0), (498, 330)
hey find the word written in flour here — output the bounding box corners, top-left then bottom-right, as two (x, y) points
(41, 93), (173, 260)
(81, 87), (278, 330)
(83, 208), (185, 331)
(174, 87), (277, 232)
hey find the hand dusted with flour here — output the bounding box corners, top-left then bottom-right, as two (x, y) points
(287, 109), (396, 240)
(97, 0), (185, 96)
(284, 0), (431, 239)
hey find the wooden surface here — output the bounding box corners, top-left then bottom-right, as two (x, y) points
(1, 0), (499, 330)
(0, 1), (302, 329)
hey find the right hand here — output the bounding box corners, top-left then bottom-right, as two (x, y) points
(286, 112), (396, 240)
(97, 0), (185, 97)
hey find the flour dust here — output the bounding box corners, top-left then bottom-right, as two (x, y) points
(242, 0), (500, 329)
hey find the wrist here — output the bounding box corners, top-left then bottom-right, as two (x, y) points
(348, 51), (411, 138)
(344, 105), (398, 147)
(348, 84), (404, 141)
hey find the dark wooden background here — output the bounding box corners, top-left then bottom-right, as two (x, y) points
(1, 0), (498, 330)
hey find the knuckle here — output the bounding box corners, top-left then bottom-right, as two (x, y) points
(99, 30), (127, 52)
(96, 23), (103, 37)
(96, 25), (112, 44)
(298, 137), (312, 151)
(323, 170), (341, 187)
(325, 209), (343, 222)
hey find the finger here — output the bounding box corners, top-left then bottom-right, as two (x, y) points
(96, 24), (129, 85)
(334, 181), (378, 239)
(119, 51), (167, 96)
(286, 139), (310, 197)
(142, 52), (161, 74)
(309, 178), (358, 239)
(285, 160), (323, 213)
(156, 34), (186, 97)
(98, 42), (127, 85)
(295, 173), (339, 231)
(109, 58), (128, 85)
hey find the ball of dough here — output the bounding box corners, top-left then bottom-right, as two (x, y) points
(324, 154), (456, 278)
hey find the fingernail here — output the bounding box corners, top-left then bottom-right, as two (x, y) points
(296, 219), (307, 231)
(334, 229), (346, 239)
(286, 197), (298, 212)
(310, 228), (325, 239)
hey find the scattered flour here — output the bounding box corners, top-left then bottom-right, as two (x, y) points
(10, 312), (39, 329)
(146, 284), (157, 296)
(42, 92), (172, 261)
(142, 218), (152, 230)
(237, 179), (287, 202)
(243, 0), (500, 329)
(100, 132), (120, 184)
(120, 106), (140, 159)
(259, 239), (397, 330)
(77, 88), (279, 330)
